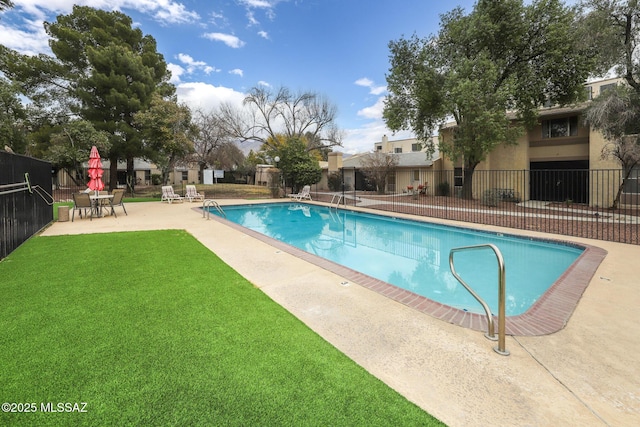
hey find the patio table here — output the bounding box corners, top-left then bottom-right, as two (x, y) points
(89, 194), (114, 217)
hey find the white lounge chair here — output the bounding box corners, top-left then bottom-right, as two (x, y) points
(184, 185), (204, 202)
(288, 185), (311, 201)
(161, 186), (184, 203)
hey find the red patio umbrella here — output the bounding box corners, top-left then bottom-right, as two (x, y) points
(87, 145), (104, 196)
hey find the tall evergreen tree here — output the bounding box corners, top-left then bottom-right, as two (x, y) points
(0, 6), (173, 189)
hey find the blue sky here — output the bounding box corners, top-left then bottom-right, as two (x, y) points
(0, 0), (477, 154)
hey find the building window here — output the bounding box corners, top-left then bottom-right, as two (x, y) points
(585, 86), (593, 100)
(600, 83), (616, 95)
(542, 116), (578, 138)
(181, 171), (188, 182)
(394, 147), (402, 153)
(412, 169), (420, 181)
(623, 166), (640, 194)
(376, 145), (382, 151)
(454, 167), (463, 187)
(411, 143), (421, 152)
(144, 170), (151, 185)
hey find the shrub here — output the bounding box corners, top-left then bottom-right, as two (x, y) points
(328, 172), (342, 192)
(482, 189), (500, 207)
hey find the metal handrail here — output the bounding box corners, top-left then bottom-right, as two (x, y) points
(0, 173), (54, 205)
(449, 244), (509, 356)
(330, 193), (343, 208)
(0, 171), (31, 196)
(202, 199), (226, 219)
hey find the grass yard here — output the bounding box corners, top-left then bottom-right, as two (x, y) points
(0, 230), (444, 426)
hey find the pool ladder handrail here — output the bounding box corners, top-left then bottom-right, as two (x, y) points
(449, 243), (509, 356)
(330, 193), (343, 208)
(202, 199), (226, 219)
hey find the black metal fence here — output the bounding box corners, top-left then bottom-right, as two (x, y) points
(314, 168), (639, 245)
(1, 152), (54, 259)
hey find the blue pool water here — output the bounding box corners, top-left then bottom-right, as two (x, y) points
(210, 202), (584, 316)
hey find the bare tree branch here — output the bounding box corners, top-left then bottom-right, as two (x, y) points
(219, 85), (343, 151)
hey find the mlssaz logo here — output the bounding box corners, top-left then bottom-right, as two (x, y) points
(40, 402), (88, 413)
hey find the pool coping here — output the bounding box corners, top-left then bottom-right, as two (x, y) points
(207, 203), (608, 336)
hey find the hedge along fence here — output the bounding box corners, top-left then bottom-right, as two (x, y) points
(1, 151), (54, 259)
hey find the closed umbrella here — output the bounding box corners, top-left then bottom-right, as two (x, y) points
(87, 146), (104, 196)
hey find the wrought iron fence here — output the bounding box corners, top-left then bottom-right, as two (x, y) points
(1, 152), (54, 259)
(313, 168), (639, 245)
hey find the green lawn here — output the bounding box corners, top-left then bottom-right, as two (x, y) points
(0, 230), (445, 426)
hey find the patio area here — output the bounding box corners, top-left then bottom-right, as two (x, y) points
(41, 200), (640, 426)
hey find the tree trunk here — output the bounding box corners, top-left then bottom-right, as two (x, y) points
(126, 157), (135, 195)
(462, 167), (475, 200)
(109, 155), (118, 191)
(612, 167), (635, 209)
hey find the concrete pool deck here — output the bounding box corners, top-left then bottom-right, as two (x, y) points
(41, 200), (639, 426)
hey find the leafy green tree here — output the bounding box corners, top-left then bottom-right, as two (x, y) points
(134, 94), (195, 185)
(46, 120), (111, 186)
(0, 78), (27, 153)
(578, 0), (640, 89)
(579, 0), (640, 208)
(0, 6), (172, 190)
(384, 0), (594, 198)
(261, 135), (321, 192)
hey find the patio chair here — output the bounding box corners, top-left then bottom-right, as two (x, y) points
(288, 185), (312, 201)
(98, 190), (111, 211)
(185, 185), (204, 202)
(72, 192), (93, 221)
(161, 186), (184, 203)
(105, 189), (127, 217)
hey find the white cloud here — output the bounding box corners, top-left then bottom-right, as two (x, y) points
(342, 123), (414, 155)
(176, 53), (219, 75)
(176, 81), (246, 112)
(257, 80), (271, 87)
(357, 96), (385, 120)
(257, 30), (269, 39)
(238, 0), (278, 24)
(229, 69), (244, 77)
(338, 95), (414, 154)
(147, 0), (199, 25)
(355, 77), (386, 96)
(167, 63), (185, 84)
(355, 77), (373, 87)
(0, 19), (50, 55)
(203, 32), (245, 48)
(1, 1), (201, 57)
(246, 10), (259, 26)
(10, 0), (200, 26)
(239, 0), (274, 7)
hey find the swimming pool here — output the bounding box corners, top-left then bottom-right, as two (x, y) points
(207, 202), (606, 334)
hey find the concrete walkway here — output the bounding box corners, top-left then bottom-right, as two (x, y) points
(41, 200), (640, 427)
